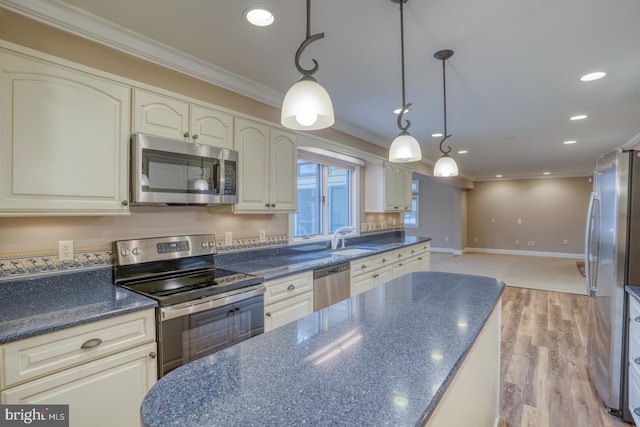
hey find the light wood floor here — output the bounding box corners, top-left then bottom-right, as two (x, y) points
(498, 286), (631, 427)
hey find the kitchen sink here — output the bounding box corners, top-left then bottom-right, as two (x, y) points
(330, 248), (375, 256)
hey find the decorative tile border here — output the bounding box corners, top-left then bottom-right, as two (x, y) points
(215, 235), (288, 253)
(0, 247), (113, 281)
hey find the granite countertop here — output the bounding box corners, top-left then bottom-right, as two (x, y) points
(218, 235), (431, 281)
(0, 268), (157, 344)
(627, 286), (640, 302)
(141, 271), (505, 427)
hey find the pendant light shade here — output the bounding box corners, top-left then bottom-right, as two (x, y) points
(389, 0), (421, 163)
(433, 154), (459, 177)
(390, 131), (421, 163)
(433, 49), (458, 177)
(281, 76), (334, 130)
(281, 0), (334, 131)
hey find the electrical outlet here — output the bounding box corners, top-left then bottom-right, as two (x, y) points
(224, 232), (232, 246)
(563, 239), (568, 245)
(515, 240), (520, 246)
(445, 237), (449, 242)
(58, 240), (74, 261)
(259, 229), (266, 242)
(517, 218), (522, 224)
(474, 237), (478, 243)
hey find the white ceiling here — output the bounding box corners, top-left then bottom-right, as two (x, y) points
(5, 0), (640, 180)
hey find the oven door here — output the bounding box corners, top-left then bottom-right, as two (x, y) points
(157, 286), (265, 377)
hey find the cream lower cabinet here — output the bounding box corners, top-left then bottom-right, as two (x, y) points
(0, 48), (130, 215)
(628, 294), (640, 425)
(351, 265), (393, 297)
(233, 118), (297, 213)
(0, 309), (157, 427)
(132, 89), (234, 149)
(264, 272), (313, 332)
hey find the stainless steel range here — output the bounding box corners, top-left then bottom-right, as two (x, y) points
(113, 234), (265, 377)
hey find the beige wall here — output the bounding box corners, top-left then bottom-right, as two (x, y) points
(466, 177), (593, 255)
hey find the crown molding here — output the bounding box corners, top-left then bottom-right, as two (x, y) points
(0, 0), (285, 107)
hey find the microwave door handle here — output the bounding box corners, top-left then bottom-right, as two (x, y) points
(584, 191), (599, 296)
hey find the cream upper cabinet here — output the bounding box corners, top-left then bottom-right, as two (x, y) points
(132, 89), (233, 149)
(0, 49), (130, 215)
(234, 118), (297, 213)
(364, 161), (412, 213)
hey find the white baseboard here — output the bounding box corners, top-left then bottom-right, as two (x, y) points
(430, 247), (463, 256)
(462, 247), (584, 260)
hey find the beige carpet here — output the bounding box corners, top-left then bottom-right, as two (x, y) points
(430, 252), (588, 295)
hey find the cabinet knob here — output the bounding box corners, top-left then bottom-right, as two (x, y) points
(80, 338), (103, 349)
(398, 263), (403, 267)
(266, 203), (270, 207)
(149, 351), (157, 359)
(266, 312), (271, 317)
(121, 200), (129, 206)
(373, 274), (379, 278)
(192, 134), (199, 140)
(287, 284), (295, 291)
(271, 203), (276, 207)
(361, 265), (367, 269)
(635, 408), (640, 417)
(184, 132), (190, 137)
(382, 258), (387, 263)
(634, 316), (640, 323)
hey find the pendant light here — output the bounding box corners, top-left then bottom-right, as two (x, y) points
(433, 49), (459, 177)
(389, 0), (421, 163)
(281, 0), (334, 130)
(194, 157), (209, 191)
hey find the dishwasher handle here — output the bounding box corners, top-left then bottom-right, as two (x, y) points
(313, 263), (350, 279)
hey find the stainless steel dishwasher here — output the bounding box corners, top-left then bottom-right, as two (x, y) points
(313, 262), (351, 311)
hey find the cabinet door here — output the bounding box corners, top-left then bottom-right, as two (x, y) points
(264, 292), (314, 332)
(0, 50), (130, 215)
(190, 104), (233, 149)
(270, 129), (297, 212)
(234, 118), (270, 212)
(351, 273), (375, 297)
(2, 343), (157, 427)
(132, 89), (189, 141)
(375, 266), (393, 287)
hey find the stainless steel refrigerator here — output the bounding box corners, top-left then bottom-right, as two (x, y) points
(586, 149), (640, 422)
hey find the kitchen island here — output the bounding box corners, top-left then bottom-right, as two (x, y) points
(141, 271), (504, 426)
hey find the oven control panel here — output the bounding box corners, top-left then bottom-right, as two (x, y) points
(115, 234), (217, 266)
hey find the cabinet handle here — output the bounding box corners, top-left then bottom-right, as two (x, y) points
(418, 257), (423, 261)
(149, 351), (157, 359)
(634, 357), (640, 365)
(635, 408), (640, 417)
(394, 206), (399, 209)
(80, 338), (102, 349)
(287, 284), (295, 291)
(121, 200), (129, 206)
(634, 316), (640, 323)
(398, 263), (403, 267)
(192, 134), (198, 140)
(373, 274), (379, 278)
(184, 132), (190, 137)
(271, 203), (276, 207)
(361, 264), (367, 269)
(265, 203), (270, 207)
(382, 258), (387, 263)
(397, 254), (402, 258)
(266, 312), (271, 317)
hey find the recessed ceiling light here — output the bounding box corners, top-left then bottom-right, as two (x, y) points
(431, 133), (443, 138)
(496, 174), (503, 178)
(564, 140), (577, 145)
(457, 150), (468, 154)
(243, 8), (275, 27)
(570, 115), (588, 121)
(543, 172), (551, 175)
(580, 71), (606, 82)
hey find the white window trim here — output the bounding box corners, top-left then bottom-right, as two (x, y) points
(289, 148), (362, 244)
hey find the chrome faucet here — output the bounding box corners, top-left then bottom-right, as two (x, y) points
(331, 226), (356, 250)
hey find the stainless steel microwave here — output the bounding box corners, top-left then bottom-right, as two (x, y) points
(130, 133), (238, 205)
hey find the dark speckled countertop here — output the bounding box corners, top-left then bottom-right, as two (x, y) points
(217, 234), (431, 281)
(141, 271), (505, 427)
(0, 268), (157, 344)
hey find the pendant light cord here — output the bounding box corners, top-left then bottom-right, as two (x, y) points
(438, 53), (452, 155)
(295, 0), (324, 76)
(396, 0), (412, 132)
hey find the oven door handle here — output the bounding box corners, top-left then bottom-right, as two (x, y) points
(159, 284), (265, 321)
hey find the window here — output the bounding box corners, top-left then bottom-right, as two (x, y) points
(403, 179), (419, 227)
(293, 151), (359, 240)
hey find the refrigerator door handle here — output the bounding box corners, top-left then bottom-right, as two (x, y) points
(585, 191), (599, 296)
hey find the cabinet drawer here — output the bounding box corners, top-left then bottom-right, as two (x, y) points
(350, 256), (378, 278)
(264, 292), (314, 332)
(263, 272), (313, 305)
(630, 297), (640, 327)
(1, 309), (155, 389)
(629, 360), (640, 426)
